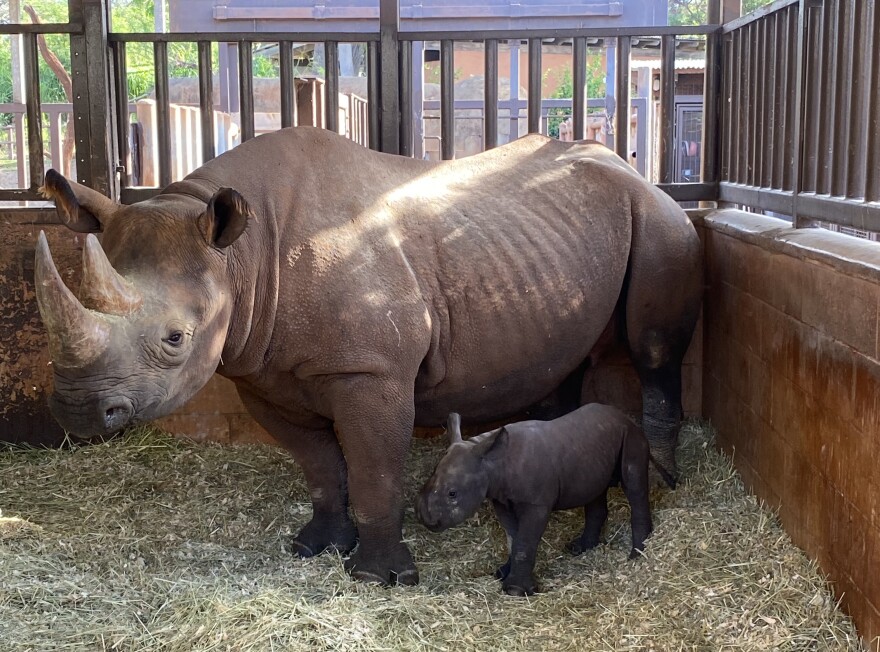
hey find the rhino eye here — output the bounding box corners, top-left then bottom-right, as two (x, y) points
(448, 490), (457, 500)
(165, 331), (184, 347)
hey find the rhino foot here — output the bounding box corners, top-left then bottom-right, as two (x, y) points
(344, 542), (419, 586)
(566, 536), (600, 556)
(287, 513), (358, 558)
(494, 558), (512, 580)
(502, 578), (537, 597)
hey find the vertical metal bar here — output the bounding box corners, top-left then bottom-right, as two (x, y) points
(112, 41), (130, 188)
(760, 14), (776, 189)
(398, 40), (412, 156)
(412, 40), (425, 158)
(832, 0), (854, 197)
(791, 0), (808, 226)
(748, 22), (760, 186)
(659, 34), (675, 183)
(509, 43), (521, 141)
(69, 0), (115, 195)
(325, 41), (339, 134)
(816, 0), (838, 195)
(22, 32), (44, 190)
(847, 0), (871, 199)
(368, 41), (380, 151)
(239, 41), (255, 142)
(738, 26), (750, 185)
(49, 110), (62, 171)
(772, 9), (788, 189)
(720, 34), (732, 182)
(154, 41), (172, 187)
(614, 35), (630, 160)
(440, 39), (455, 160)
(572, 37), (586, 141)
(729, 31), (741, 184)
(866, 0), (880, 201)
(701, 0), (722, 189)
(198, 41), (215, 163)
(379, 0), (400, 154)
(484, 39), (499, 149)
(279, 41), (295, 129)
(527, 38), (542, 134)
(799, 2), (818, 192)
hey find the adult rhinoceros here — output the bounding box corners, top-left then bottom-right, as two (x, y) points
(34, 127), (701, 585)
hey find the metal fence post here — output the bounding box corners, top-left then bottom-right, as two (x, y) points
(67, 0), (117, 199)
(379, 0), (400, 154)
(701, 0), (723, 201)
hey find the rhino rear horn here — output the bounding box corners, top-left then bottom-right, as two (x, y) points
(446, 412), (463, 444)
(34, 231), (111, 368)
(80, 234), (142, 315)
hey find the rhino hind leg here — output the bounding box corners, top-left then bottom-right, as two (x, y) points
(624, 200), (702, 477)
(566, 490), (608, 555)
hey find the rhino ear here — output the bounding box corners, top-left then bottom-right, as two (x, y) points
(201, 187), (252, 248)
(472, 426), (508, 458)
(39, 169), (114, 233)
(446, 412), (463, 445)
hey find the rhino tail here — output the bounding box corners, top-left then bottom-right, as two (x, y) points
(648, 452), (677, 490)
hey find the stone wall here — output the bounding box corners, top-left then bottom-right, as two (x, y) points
(702, 209), (880, 642)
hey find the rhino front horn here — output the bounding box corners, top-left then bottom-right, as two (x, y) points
(34, 231), (111, 368)
(80, 234), (142, 315)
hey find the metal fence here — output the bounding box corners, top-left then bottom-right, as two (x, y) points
(1, 0), (876, 233)
(719, 0), (880, 232)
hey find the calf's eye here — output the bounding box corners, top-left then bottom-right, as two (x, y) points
(448, 490), (457, 499)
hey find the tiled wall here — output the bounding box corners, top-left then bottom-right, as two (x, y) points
(702, 209), (880, 642)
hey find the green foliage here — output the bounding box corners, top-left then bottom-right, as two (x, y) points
(669, 0), (777, 26)
(545, 55), (605, 138)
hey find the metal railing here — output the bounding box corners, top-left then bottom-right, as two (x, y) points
(719, 0), (880, 232)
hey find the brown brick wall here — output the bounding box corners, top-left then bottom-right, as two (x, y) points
(703, 209), (880, 644)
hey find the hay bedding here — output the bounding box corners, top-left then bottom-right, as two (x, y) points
(0, 422), (864, 652)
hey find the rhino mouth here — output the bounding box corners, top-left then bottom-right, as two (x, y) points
(48, 393), (137, 438)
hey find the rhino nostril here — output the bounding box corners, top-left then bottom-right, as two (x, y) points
(100, 398), (134, 432)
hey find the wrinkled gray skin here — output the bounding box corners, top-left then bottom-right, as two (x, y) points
(417, 406), (673, 596)
(34, 127), (702, 586)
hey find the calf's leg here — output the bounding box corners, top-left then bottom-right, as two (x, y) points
(620, 429), (653, 559)
(566, 490), (608, 555)
(503, 504), (551, 596)
(491, 500), (518, 580)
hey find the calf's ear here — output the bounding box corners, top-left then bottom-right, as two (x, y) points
(446, 412), (463, 445)
(472, 426), (508, 457)
(200, 187), (252, 248)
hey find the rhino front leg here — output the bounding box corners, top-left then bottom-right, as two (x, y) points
(332, 378), (418, 586)
(491, 500), (518, 580)
(502, 504), (551, 597)
(237, 389), (357, 556)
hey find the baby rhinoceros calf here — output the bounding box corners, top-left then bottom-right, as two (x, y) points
(416, 404), (675, 596)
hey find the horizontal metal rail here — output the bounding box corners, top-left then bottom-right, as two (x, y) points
(109, 31), (380, 43)
(722, 0), (799, 33)
(0, 23), (82, 34)
(398, 25), (720, 40)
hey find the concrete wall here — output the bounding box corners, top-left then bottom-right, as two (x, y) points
(702, 209), (880, 643)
